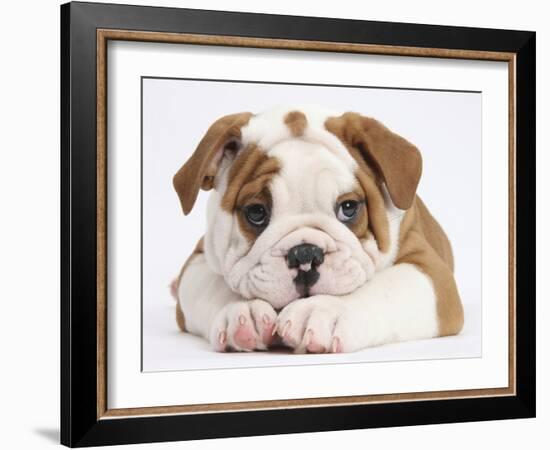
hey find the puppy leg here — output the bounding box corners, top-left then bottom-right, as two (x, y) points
(276, 262), (450, 353)
(177, 253), (277, 352)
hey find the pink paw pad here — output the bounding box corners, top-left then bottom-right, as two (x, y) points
(306, 341), (326, 353)
(233, 316), (256, 350)
(305, 330), (326, 353)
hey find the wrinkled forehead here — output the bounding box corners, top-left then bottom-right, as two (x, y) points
(269, 139), (358, 207)
(237, 107), (360, 207)
(239, 106), (357, 170)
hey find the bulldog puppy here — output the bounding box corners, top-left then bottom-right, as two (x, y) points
(171, 106), (464, 353)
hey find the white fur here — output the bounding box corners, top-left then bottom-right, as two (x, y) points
(240, 105), (356, 171)
(363, 185), (406, 271)
(176, 106), (439, 352)
(177, 254), (241, 338)
(221, 138), (376, 308)
(178, 254), (278, 352)
(275, 263), (439, 353)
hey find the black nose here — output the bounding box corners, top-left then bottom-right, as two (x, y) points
(287, 244), (324, 269)
(287, 244), (324, 297)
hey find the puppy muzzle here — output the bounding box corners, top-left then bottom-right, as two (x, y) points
(286, 243), (325, 296)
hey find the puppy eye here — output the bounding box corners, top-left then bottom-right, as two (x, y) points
(336, 200), (359, 222)
(245, 204), (270, 227)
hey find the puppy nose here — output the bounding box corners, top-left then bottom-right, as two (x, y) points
(287, 244), (324, 270)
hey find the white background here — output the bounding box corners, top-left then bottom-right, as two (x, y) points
(0, 0), (546, 449)
(110, 43), (509, 409)
(107, 26), (508, 408)
(142, 77), (483, 372)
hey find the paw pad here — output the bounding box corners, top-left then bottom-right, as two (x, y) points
(233, 321), (257, 350)
(305, 330), (326, 353)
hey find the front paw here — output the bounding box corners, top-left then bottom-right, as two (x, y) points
(275, 296), (350, 354)
(209, 300), (278, 352)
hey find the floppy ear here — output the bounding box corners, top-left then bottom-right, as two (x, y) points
(326, 113), (422, 210)
(173, 112), (253, 215)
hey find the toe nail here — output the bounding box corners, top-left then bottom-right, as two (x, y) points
(305, 329), (313, 346)
(262, 314), (271, 325)
(331, 337), (340, 353)
(282, 320), (292, 337)
(218, 331), (226, 345)
(271, 325), (278, 336)
(238, 315), (246, 326)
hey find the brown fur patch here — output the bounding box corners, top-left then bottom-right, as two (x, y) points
(173, 112), (253, 215)
(174, 237), (205, 332)
(221, 145), (280, 242)
(354, 170), (390, 252)
(414, 197), (454, 271)
(236, 189), (273, 242)
(284, 110), (307, 137)
(325, 113), (422, 210)
(326, 113), (461, 336)
(176, 302), (186, 333)
(336, 189), (369, 240)
(396, 199), (464, 336)
(324, 115), (391, 251)
(221, 145), (277, 211)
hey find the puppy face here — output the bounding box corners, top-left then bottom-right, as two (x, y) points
(174, 107), (421, 309)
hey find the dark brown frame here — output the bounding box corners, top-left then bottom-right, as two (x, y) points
(62, 2), (535, 446)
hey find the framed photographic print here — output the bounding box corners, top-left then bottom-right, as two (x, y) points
(60, 1), (536, 447)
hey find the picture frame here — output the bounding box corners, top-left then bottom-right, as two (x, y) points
(60, 1), (536, 447)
